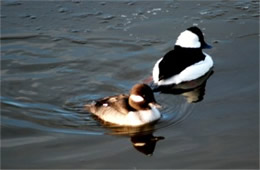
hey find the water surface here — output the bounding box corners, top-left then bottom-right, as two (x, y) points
(1, 1), (259, 169)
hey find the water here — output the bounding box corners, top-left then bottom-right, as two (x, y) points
(1, 1), (259, 169)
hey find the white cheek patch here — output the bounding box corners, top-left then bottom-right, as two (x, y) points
(130, 95), (144, 102)
(175, 30), (201, 48)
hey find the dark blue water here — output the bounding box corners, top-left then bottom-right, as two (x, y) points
(1, 1), (259, 169)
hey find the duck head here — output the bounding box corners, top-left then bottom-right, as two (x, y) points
(175, 26), (212, 49)
(129, 84), (161, 110)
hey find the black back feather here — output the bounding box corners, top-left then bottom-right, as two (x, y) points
(158, 46), (206, 80)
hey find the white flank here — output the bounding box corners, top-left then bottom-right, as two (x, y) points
(127, 106), (161, 126)
(152, 57), (163, 83)
(157, 53), (213, 85)
(99, 106), (161, 126)
(175, 30), (201, 48)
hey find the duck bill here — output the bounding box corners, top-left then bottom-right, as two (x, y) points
(202, 42), (212, 49)
(149, 102), (162, 109)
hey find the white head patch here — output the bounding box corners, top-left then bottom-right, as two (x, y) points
(175, 30), (201, 48)
(130, 95), (144, 102)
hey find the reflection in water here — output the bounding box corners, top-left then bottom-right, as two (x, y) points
(97, 120), (165, 156)
(153, 69), (214, 103)
(131, 134), (164, 156)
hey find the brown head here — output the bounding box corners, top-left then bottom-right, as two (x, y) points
(128, 83), (161, 110)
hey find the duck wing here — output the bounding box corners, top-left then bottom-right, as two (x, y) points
(158, 47), (206, 80)
(89, 94), (133, 115)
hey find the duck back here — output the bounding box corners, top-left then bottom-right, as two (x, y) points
(158, 46), (206, 80)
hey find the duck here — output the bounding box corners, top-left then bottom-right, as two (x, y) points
(152, 26), (214, 86)
(85, 83), (161, 126)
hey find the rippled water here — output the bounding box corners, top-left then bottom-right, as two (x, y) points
(1, 32), (194, 136)
(1, 32), (197, 139)
(1, 1), (259, 169)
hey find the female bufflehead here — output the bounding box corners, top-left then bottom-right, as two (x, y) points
(152, 26), (214, 86)
(85, 84), (161, 126)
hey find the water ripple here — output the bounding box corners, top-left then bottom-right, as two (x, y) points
(1, 92), (193, 136)
(1, 33), (193, 136)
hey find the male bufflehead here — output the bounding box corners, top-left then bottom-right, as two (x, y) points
(152, 26), (214, 86)
(85, 84), (161, 126)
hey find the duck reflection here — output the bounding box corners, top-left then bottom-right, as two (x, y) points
(153, 69), (214, 103)
(99, 120), (164, 156)
(131, 133), (164, 156)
